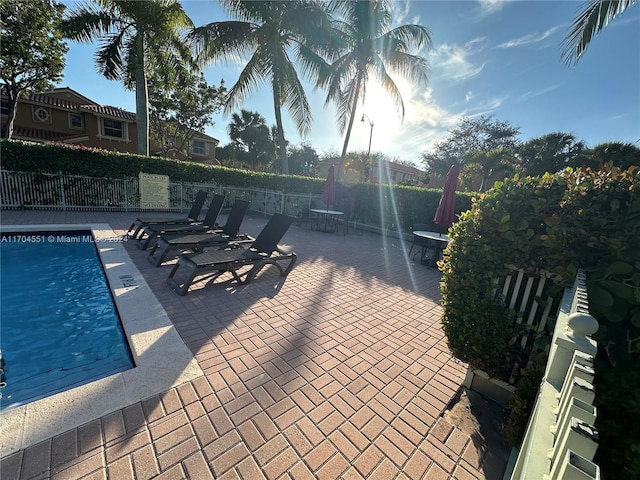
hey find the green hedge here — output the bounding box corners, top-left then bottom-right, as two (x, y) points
(440, 165), (640, 478)
(0, 140), (473, 232)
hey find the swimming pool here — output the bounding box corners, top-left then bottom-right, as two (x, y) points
(0, 230), (134, 411)
(0, 223), (204, 458)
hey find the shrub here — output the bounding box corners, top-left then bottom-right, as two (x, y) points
(440, 165), (640, 478)
(0, 139), (473, 232)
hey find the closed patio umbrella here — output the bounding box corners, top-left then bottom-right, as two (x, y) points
(433, 165), (460, 230)
(321, 165), (336, 209)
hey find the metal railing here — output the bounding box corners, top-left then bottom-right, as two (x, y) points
(0, 170), (322, 218)
(509, 269), (600, 480)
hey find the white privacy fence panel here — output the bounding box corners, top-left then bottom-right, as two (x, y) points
(0, 170), (321, 216)
(497, 268), (563, 384)
(509, 270), (600, 480)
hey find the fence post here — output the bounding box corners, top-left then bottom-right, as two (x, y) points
(59, 174), (67, 211)
(510, 270), (600, 480)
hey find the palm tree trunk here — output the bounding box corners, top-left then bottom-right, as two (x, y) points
(272, 81), (288, 174)
(338, 80), (362, 181)
(135, 35), (149, 156)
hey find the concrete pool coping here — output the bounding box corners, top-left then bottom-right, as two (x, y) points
(0, 223), (204, 458)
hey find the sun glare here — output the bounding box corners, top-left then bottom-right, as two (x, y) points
(357, 77), (418, 154)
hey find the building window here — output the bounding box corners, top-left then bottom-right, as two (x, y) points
(34, 107), (50, 122)
(192, 140), (207, 156)
(69, 113), (83, 129)
(101, 118), (124, 138)
(1, 100), (9, 116)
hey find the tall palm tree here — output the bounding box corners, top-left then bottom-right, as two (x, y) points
(561, 0), (638, 65)
(62, 0), (194, 156)
(188, 1), (335, 174)
(321, 0), (431, 178)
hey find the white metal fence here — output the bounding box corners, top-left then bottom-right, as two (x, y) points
(509, 269), (600, 480)
(0, 170), (322, 219)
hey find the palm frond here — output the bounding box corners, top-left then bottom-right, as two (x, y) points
(561, 0), (638, 65)
(224, 47), (270, 114)
(62, 5), (121, 43)
(95, 31), (128, 81)
(278, 54), (313, 135)
(371, 59), (404, 120)
(187, 21), (257, 65)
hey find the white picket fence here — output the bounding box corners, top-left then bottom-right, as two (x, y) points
(0, 170), (320, 219)
(509, 269), (600, 480)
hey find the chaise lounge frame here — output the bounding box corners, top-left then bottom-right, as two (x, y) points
(147, 199), (253, 267)
(127, 190), (208, 240)
(166, 213), (297, 296)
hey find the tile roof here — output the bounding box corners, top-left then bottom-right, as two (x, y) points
(80, 104), (136, 122)
(11, 126), (80, 142)
(1, 84), (136, 121)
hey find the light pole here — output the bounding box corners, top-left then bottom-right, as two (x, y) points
(361, 114), (374, 182)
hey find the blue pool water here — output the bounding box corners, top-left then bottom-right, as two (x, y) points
(0, 231), (134, 411)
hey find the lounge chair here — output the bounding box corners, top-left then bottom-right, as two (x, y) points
(147, 199), (253, 267)
(127, 190), (208, 239)
(135, 194), (225, 250)
(166, 213), (297, 295)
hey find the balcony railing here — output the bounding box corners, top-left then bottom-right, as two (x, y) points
(509, 269), (600, 480)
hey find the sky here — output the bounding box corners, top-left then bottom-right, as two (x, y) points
(59, 0), (640, 166)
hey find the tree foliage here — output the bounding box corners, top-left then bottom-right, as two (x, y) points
(581, 141), (640, 170)
(462, 148), (517, 192)
(421, 115), (521, 187)
(62, 0), (194, 156)
(287, 143), (319, 176)
(188, 0), (335, 174)
(228, 109), (276, 170)
(321, 0), (431, 178)
(148, 71), (226, 160)
(517, 132), (587, 177)
(0, 0), (68, 139)
(561, 0), (638, 65)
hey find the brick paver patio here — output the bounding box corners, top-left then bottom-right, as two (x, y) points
(0, 210), (507, 479)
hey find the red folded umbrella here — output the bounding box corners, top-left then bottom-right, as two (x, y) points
(433, 165), (460, 228)
(321, 165), (336, 209)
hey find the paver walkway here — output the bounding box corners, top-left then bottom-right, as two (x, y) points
(0, 210), (507, 479)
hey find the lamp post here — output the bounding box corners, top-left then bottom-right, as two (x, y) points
(361, 114), (374, 182)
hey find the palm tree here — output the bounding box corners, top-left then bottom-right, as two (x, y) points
(321, 0), (431, 178)
(62, 0), (194, 156)
(463, 148), (516, 192)
(228, 109), (275, 170)
(187, 1), (335, 174)
(561, 0), (638, 65)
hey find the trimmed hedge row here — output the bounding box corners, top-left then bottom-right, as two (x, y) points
(440, 165), (640, 478)
(0, 140), (473, 232)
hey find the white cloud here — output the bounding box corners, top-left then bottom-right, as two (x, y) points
(465, 91), (474, 102)
(466, 96), (507, 117)
(475, 0), (512, 18)
(497, 26), (562, 48)
(430, 39), (487, 82)
(391, 0), (413, 27)
(516, 83), (564, 102)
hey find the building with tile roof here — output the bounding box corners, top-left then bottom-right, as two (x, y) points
(1, 86), (219, 163)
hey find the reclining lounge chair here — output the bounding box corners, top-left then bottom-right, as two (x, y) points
(135, 194), (225, 250)
(166, 213), (297, 296)
(127, 190), (208, 239)
(148, 199), (253, 267)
